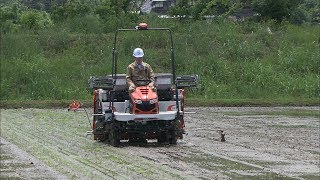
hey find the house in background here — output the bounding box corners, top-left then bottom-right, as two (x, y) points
(151, 0), (176, 14)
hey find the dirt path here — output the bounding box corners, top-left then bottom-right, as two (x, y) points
(0, 107), (319, 179)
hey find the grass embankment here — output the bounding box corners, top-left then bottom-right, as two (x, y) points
(1, 17), (319, 106)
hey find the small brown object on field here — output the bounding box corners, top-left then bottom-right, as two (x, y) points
(218, 130), (226, 142)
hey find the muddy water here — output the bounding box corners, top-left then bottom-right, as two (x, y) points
(0, 138), (67, 179)
(0, 107), (319, 179)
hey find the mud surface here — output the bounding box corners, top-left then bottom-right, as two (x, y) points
(0, 138), (67, 179)
(1, 107), (319, 179)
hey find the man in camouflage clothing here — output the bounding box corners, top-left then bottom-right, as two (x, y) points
(126, 48), (155, 93)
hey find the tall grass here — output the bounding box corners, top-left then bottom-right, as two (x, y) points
(1, 17), (319, 102)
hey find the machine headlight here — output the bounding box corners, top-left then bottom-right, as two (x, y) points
(149, 98), (158, 104)
(135, 100), (142, 104)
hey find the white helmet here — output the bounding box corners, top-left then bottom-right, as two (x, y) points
(133, 48), (144, 58)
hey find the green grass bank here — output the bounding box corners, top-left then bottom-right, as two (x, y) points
(1, 17), (319, 106)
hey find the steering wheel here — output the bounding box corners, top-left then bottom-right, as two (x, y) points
(134, 79), (151, 86)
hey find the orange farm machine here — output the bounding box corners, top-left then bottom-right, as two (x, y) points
(88, 23), (198, 147)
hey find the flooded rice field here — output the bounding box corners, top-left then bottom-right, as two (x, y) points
(1, 107), (319, 179)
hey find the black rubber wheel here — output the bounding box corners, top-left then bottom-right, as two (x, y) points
(168, 130), (177, 145)
(96, 134), (107, 142)
(109, 128), (120, 147)
(157, 132), (167, 144)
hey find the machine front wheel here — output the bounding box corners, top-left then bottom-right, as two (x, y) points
(168, 130), (177, 145)
(109, 126), (120, 147)
(157, 132), (167, 144)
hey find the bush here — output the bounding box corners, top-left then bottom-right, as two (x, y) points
(68, 14), (103, 34)
(0, 4), (25, 33)
(290, 7), (310, 24)
(38, 28), (72, 55)
(20, 10), (53, 31)
(51, 0), (92, 22)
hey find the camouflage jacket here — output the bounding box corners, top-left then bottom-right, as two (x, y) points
(126, 61), (155, 87)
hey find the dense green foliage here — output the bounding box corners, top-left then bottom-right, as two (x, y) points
(170, 0), (320, 24)
(0, 0), (319, 102)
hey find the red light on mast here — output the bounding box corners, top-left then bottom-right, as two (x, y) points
(137, 23), (148, 30)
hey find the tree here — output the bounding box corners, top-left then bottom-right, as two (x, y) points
(128, 0), (147, 13)
(168, 0), (192, 20)
(301, 0), (320, 24)
(0, 3), (28, 33)
(196, 0), (234, 20)
(253, 0), (303, 22)
(169, 0), (245, 20)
